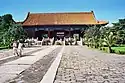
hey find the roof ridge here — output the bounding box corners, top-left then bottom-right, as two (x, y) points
(29, 11), (93, 14)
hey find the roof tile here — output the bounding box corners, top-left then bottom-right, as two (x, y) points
(22, 11), (108, 26)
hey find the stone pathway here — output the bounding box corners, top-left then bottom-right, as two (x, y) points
(54, 46), (125, 83)
(7, 46), (62, 83)
(0, 46), (58, 83)
(0, 46), (45, 60)
(1, 46), (125, 83)
(0, 46), (48, 65)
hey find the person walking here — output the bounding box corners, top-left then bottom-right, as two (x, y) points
(12, 40), (18, 56)
(18, 40), (23, 57)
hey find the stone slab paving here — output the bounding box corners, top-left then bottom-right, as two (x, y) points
(40, 46), (64, 83)
(0, 46), (58, 83)
(54, 46), (125, 83)
(7, 46), (63, 83)
(0, 46), (46, 60)
(0, 46), (48, 65)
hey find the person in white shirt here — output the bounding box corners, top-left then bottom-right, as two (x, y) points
(18, 41), (23, 57)
(12, 40), (18, 56)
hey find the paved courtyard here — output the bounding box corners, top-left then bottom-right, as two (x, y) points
(0, 46), (125, 83)
(54, 46), (125, 83)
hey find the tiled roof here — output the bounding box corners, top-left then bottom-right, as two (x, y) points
(22, 11), (108, 26)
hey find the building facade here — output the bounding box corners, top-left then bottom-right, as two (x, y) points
(22, 11), (108, 40)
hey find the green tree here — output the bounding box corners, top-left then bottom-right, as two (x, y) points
(84, 18), (125, 53)
(101, 27), (117, 53)
(84, 25), (102, 48)
(112, 19), (125, 45)
(0, 14), (27, 47)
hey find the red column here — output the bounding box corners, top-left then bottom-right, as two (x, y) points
(69, 26), (71, 37)
(48, 30), (50, 38)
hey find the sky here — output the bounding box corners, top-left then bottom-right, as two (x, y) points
(0, 0), (125, 24)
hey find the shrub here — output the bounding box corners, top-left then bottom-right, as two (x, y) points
(65, 41), (69, 45)
(42, 40), (50, 45)
(119, 50), (125, 54)
(55, 41), (62, 45)
(114, 50), (125, 54)
(101, 47), (109, 53)
(114, 50), (120, 54)
(82, 41), (85, 45)
(112, 47), (125, 54)
(74, 41), (78, 45)
(0, 46), (9, 50)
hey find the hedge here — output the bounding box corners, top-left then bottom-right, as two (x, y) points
(101, 47), (125, 54)
(112, 47), (125, 54)
(0, 46), (9, 50)
(101, 47), (109, 53)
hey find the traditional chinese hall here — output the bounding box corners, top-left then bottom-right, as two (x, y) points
(22, 11), (108, 40)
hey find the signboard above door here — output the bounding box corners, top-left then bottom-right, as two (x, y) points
(57, 32), (64, 35)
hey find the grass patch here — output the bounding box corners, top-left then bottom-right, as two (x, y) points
(111, 47), (125, 54)
(101, 47), (125, 54)
(112, 47), (125, 51)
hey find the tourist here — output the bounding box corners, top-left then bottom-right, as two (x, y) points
(18, 40), (23, 57)
(12, 40), (18, 56)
